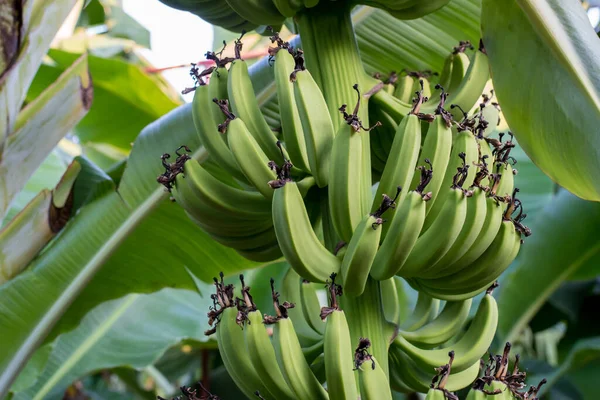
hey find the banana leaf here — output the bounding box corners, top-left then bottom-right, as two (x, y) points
(0, 53), (91, 217)
(0, 0), (79, 145)
(11, 286), (213, 399)
(481, 0), (600, 201)
(495, 190), (600, 345)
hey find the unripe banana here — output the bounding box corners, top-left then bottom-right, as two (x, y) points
(293, 69), (335, 187)
(372, 107), (422, 239)
(245, 310), (296, 400)
(192, 68), (248, 184)
(226, 117), (278, 199)
(399, 188), (468, 278)
(393, 74), (415, 103)
(356, 354), (393, 400)
(225, 0), (285, 25)
(393, 289), (498, 374)
(274, 49), (311, 172)
(228, 59), (285, 164)
(399, 291), (440, 332)
(272, 181), (341, 282)
(323, 308), (358, 400)
(329, 84), (379, 242)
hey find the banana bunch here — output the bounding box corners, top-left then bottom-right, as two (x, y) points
(158, 32), (534, 398)
(205, 271), (398, 399)
(389, 286), (498, 393)
(157, 0), (454, 30)
(162, 34), (531, 298)
(465, 343), (547, 400)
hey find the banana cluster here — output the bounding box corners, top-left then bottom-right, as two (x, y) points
(206, 271), (401, 400)
(157, 34), (534, 398)
(160, 34), (531, 301)
(157, 0), (453, 32)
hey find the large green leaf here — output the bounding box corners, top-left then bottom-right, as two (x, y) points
(26, 50), (181, 150)
(0, 0), (79, 144)
(0, 54), (91, 217)
(0, 104), (260, 393)
(11, 286), (212, 400)
(495, 190), (600, 345)
(481, 0), (600, 201)
(355, 1), (481, 75)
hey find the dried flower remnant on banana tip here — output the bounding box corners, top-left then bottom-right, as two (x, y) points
(156, 145), (191, 193)
(320, 273), (343, 320)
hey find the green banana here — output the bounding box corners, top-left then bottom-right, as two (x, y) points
(421, 185), (487, 278)
(409, 105), (453, 215)
(217, 307), (275, 399)
(399, 291), (440, 331)
(393, 74), (415, 103)
(398, 299), (472, 349)
(245, 310), (296, 400)
(223, 116), (276, 198)
(323, 309), (358, 400)
(372, 103), (422, 239)
(449, 51), (471, 94)
(340, 214), (383, 297)
(390, 346), (481, 393)
(272, 181), (341, 282)
(370, 189), (428, 281)
(281, 267), (323, 345)
(236, 241), (283, 262)
(393, 290), (498, 373)
(273, 49), (311, 172)
(272, 317), (329, 399)
(423, 129), (478, 231)
(293, 69), (335, 187)
(228, 59), (284, 163)
(329, 84), (378, 242)
(300, 280), (326, 334)
(399, 187), (468, 278)
(380, 277), (400, 325)
(192, 68), (248, 184)
(356, 354), (393, 400)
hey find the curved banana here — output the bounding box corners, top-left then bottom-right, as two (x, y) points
(371, 190), (427, 281)
(217, 307), (274, 399)
(357, 355), (393, 400)
(390, 346), (481, 393)
(324, 309), (358, 400)
(380, 277), (400, 325)
(329, 85), (375, 242)
(272, 181), (341, 282)
(423, 129), (478, 231)
(281, 267), (323, 345)
(293, 69), (335, 187)
(274, 49), (311, 172)
(340, 214), (383, 297)
(228, 59), (284, 163)
(409, 110), (453, 214)
(192, 68), (248, 184)
(372, 110), (422, 239)
(226, 117), (278, 199)
(449, 51), (471, 94)
(399, 291), (440, 332)
(398, 299), (472, 349)
(416, 221), (521, 300)
(393, 290), (498, 374)
(300, 280), (326, 334)
(393, 74), (415, 103)
(399, 188), (468, 278)
(236, 241), (283, 262)
(422, 186), (487, 278)
(245, 310), (296, 400)
(272, 316), (329, 399)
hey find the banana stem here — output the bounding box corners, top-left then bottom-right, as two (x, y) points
(340, 277), (394, 378)
(295, 5), (365, 129)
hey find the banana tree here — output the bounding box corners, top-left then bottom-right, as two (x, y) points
(1, 0), (600, 399)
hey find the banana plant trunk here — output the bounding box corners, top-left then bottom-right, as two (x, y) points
(296, 3), (394, 375)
